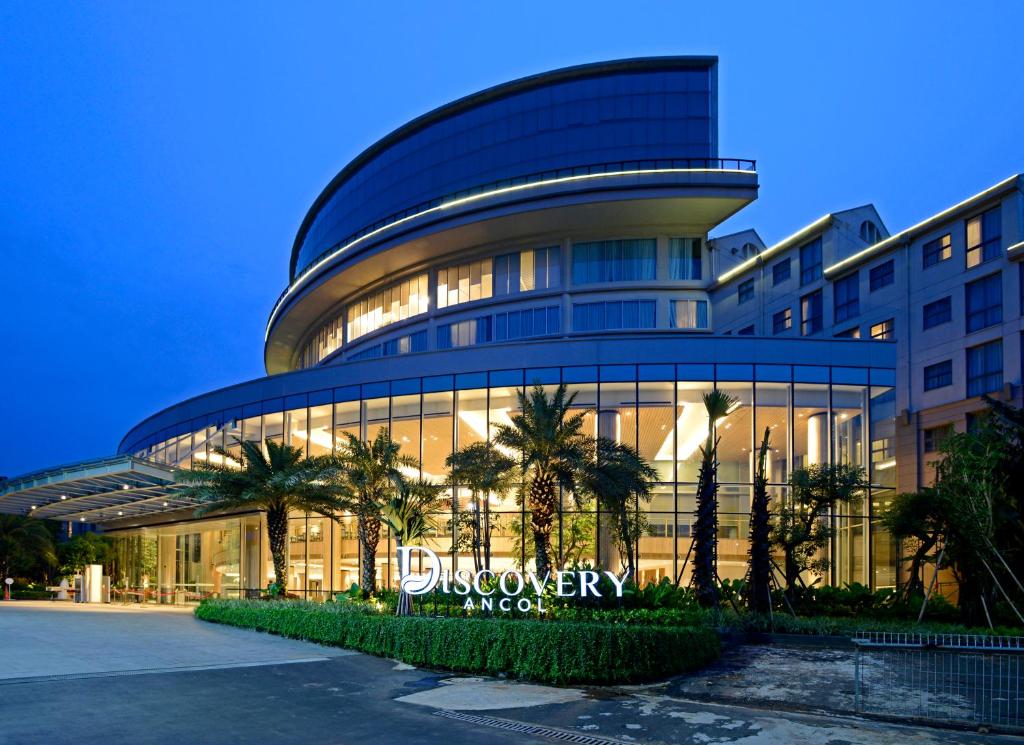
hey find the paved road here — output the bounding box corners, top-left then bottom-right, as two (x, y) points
(0, 601), (352, 680)
(0, 602), (1013, 745)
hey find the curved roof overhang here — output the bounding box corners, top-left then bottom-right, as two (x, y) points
(288, 56), (718, 278)
(265, 169), (758, 374)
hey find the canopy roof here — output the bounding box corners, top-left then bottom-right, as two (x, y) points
(0, 456), (192, 524)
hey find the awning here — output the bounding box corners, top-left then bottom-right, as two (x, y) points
(0, 456), (194, 524)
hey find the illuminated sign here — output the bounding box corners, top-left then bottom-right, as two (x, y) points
(397, 545), (628, 613)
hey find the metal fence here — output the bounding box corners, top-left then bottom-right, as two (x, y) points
(853, 632), (1024, 731)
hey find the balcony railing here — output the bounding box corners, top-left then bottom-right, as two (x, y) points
(274, 156), (757, 328)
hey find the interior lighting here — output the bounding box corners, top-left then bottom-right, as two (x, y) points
(269, 165), (756, 339)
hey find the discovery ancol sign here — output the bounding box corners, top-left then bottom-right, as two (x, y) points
(397, 546), (629, 613)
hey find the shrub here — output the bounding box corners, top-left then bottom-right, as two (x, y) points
(195, 599), (720, 685)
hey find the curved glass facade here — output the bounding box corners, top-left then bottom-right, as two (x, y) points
(295, 234), (708, 369)
(293, 61), (716, 277)
(118, 362), (897, 599)
(91, 58), (904, 606)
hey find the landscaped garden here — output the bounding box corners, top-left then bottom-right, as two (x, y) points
(185, 388), (1022, 681)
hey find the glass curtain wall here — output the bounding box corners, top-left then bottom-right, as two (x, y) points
(126, 365), (897, 599)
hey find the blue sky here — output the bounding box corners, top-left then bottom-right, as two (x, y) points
(1, 2), (1022, 476)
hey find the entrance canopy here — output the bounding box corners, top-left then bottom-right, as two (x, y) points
(0, 456), (192, 524)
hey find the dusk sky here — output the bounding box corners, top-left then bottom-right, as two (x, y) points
(1, 2), (1022, 476)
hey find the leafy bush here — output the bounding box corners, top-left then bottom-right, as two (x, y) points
(733, 610), (1022, 638)
(780, 583), (961, 623)
(11, 589), (55, 600)
(195, 599), (720, 685)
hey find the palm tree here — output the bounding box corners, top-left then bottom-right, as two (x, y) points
(336, 429), (418, 597)
(381, 478), (445, 615)
(176, 439), (352, 595)
(692, 390), (737, 608)
(747, 427), (773, 614)
(0, 515), (56, 583)
(579, 437), (658, 581)
(494, 383), (590, 579)
(446, 441), (516, 571)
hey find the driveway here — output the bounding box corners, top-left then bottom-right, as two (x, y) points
(0, 602), (1013, 745)
(0, 601), (352, 680)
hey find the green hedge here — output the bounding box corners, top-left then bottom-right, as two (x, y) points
(195, 599), (719, 685)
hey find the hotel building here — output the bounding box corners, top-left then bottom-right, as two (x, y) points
(1, 57), (1020, 602)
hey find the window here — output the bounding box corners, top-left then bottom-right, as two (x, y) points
(738, 279), (755, 304)
(800, 238), (822, 285)
(741, 242), (759, 259)
(800, 290), (822, 335)
(668, 238), (701, 280)
(870, 319), (894, 339)
(437, 257), (493, 308)
(571, 239), (656, 285)
(966, 207), (1001, 268)
(532, 246), (561, 291)
(494, 252), (525, 295)
(833, 273), (859, 322)
(965, 273), (1002, 332)
(772, 307), (792, 334)
(966, 339), (1003, 397)
(967, 411), (988, 433)
(772, 257), (791, 285)
(352, 329), (430, 361)
(923, 233), (952, 268)
(739, 325), (755, 336)
(300, 314), (344, 368)
(860, 220), (881, 244)
(834, 326), (860, 339)
(384, 330), (428, 356)
(436, 306), (560, 350)
(923, 360), (952, 391)
(437, 317), (492, 349)
(493, 246), (561, 297)
(923, 425), (953, 453)
(347, 273), (429, 341)
(922, 297), (952, 330)
(493, 306), (561, 342)
(869, 260), (895, 291)
(572, 300), (656, 331)
(669, 299), (709, 329)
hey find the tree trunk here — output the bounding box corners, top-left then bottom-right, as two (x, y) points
(266, 506), (289, 594)
(483, 493), (492, 571)
(905, 538), (936, 600)
(529, 472), (557, 578)
(748, 429), (772, 614)
(471, 495), (482, 573)
(619, 508), (635, 581)
(784, 551), (800, 601)
(693, 452), (720, 608)
(394, 536), (410, 616)
(359, 512), (381, 598)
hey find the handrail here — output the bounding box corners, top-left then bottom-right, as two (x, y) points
(275, 156), (757, 322)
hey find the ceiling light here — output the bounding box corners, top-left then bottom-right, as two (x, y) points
(60, 495), (67, 500)
(30, 505), (36, 510)
(79, 517), (85, 522)
(117, 511), (124, 516)
(163, 502), (168, 507)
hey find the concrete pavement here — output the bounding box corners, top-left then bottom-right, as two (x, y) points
(0, 601), (353, 681)
(0, 602), (1013, 744)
